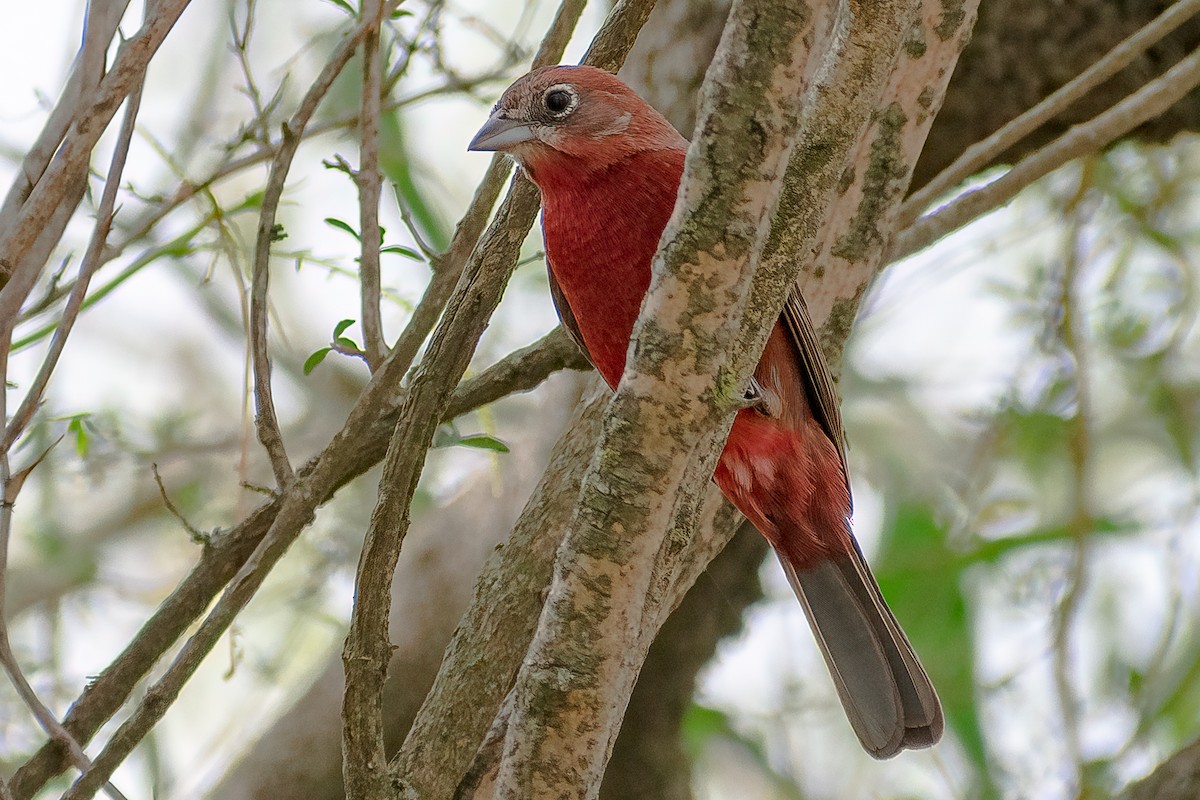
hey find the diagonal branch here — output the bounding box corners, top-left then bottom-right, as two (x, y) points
(0, 0), (194, 311)
(0, 0), (130, 229)
(890, 43), (1200, 264)
(899, 0), (1200, 228)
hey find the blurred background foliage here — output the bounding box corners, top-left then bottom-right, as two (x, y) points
(1, 1), (1199, 799)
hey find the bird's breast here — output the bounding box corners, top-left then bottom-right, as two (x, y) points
(538, 150), (686, 386)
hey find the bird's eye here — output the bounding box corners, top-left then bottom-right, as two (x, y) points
(543, 85), (577, 117)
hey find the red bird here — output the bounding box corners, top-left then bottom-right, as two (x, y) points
(470, 65), (942, 758)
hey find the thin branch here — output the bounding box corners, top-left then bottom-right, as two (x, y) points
(4, 80), (144, 451)
(899, 0), (1200, 227)
(393, 186), (441, 263)
(0, 68), (144, 800)
(247, 4), (403, 490)
(358, 0), (387, 370)
(1050, 172), (1098, 791)
(0, 0), (130, 229)
(0, 0), (194, 312)
(890, 44), (1200, 264)
(151, 464), (207, 544)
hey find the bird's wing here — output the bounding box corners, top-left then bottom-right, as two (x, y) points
(780, 289), (850, 481)
(546, 265), (596, 370)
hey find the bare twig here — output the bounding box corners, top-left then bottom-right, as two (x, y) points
(890, 45), (1200, 263)
(1050, 172), (1098, 791)
(229, 0), (273, 146)
(0, 0), (194, 313)
(899, 0), (1200, 227)
(358, 0), (388, 370)
(393, 186), (441, 263)
(0, 64), (143, 800)
(0, 0), (129, 229)
(151, 464), (207, 544)
(247, 4), (404, 491)
(4, 80), (144, 451)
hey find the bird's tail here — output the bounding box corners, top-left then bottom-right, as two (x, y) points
(777, 538), (943, 759)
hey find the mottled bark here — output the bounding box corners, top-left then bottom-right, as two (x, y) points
(1121, 739), (1200, 800)
(599, 525), (766, 800)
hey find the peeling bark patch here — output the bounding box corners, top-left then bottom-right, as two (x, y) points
(830, 103), (909, 262)
(935, 0), (966, 41)
(837, 164), (855, 195)
(904, 27), (927, 60)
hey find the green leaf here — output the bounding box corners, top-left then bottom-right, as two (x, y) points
(381, 245), (422, 260)
(238, 190), (265, 210)
(332, 319), (356, 339)
(391, 8), (413, 18)
(324, 0), (355, 15)
(324, 217), (360, 240)
(334, 337), (360, 351)
(456, 434), (510, 453)
(160, 240), (195, 258)
(304, 347), (332, 375)
(68, 417), (88, 457)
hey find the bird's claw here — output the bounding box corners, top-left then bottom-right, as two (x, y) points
(740, 378), (782, 418)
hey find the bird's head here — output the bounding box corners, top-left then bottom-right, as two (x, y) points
(468, 65), (685, 181)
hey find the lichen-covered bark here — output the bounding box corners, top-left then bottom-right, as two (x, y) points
(491, 2), (825, 796)
(762, 0), (980, 380)
(491, 1), (928, 797)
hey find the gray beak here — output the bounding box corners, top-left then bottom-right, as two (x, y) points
(468, 112), (537, 152)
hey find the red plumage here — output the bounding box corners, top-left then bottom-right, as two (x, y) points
(470, 65), (943, 758)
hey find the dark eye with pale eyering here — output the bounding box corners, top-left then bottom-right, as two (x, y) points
(544, 88), (573, 115)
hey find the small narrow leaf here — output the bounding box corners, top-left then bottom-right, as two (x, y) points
(381, 245), (422, 260)
(304, 347), (332, 375)
(324, 217), (360, 240)
(334, 337), (360, 351)
(333, 319), (356, 339)
(68, 417), (89, 457)
(456, 434), (510, 454)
